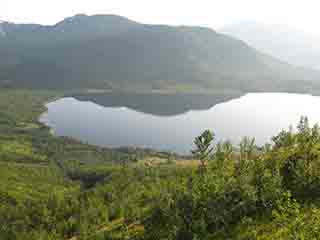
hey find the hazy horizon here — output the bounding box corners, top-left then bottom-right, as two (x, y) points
(2, 0), (320, 36)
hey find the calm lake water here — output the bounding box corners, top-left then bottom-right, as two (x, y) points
(40, 92), (320, 154)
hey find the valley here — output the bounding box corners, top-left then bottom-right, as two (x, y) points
(2, 10), (320, 240)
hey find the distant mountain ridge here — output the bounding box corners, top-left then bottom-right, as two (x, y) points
(221, 21), (320, 70)
(0, 14), (320, 92)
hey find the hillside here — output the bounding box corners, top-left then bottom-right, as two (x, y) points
(2, 90), (320, 239)
(1, 14), (320, 92)
(221, 21), (320, 70)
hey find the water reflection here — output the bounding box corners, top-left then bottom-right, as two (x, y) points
(72, 92), (241, 116)
(41, 93), (320, 154)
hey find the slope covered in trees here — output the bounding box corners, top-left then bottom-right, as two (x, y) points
(0, 90), (165, 239)
(2, 90), (320, 239)
(1, 14), (320, 92)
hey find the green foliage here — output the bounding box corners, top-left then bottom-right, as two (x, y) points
(2, 90), (320, 240)
(0, 90), (170, 239)
(143, 117), (320, 240)
(192, 130), (215, 172)
(271, 117), (320, 199)
(237, 192), (320, 239)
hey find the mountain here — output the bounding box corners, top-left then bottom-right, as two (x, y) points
(221, 21), (320, 70)
(0, 14), (320, 92)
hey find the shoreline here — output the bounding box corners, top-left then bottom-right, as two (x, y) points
(37, 94), (191, 159)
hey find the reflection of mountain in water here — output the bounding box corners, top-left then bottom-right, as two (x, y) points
(72, 93), (242, 116)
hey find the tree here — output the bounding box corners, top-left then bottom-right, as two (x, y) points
(214, 140), (233, 163)
(239, 136), (256, 162)
(191, 130), (215, 174)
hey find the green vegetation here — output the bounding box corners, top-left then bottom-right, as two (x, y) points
(2, 90), (320, 239)
(0, 90), (172, 239)
(1, 14), (320, 93)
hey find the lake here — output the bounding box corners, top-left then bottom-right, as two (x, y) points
(40, 92), (320, 154)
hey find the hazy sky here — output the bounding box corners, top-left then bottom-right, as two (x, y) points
(2, 0), (320, 35)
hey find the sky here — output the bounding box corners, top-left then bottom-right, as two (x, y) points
(1, 0), (320, 36)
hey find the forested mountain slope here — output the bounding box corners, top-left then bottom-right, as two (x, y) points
(0, 14), (319, 92)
